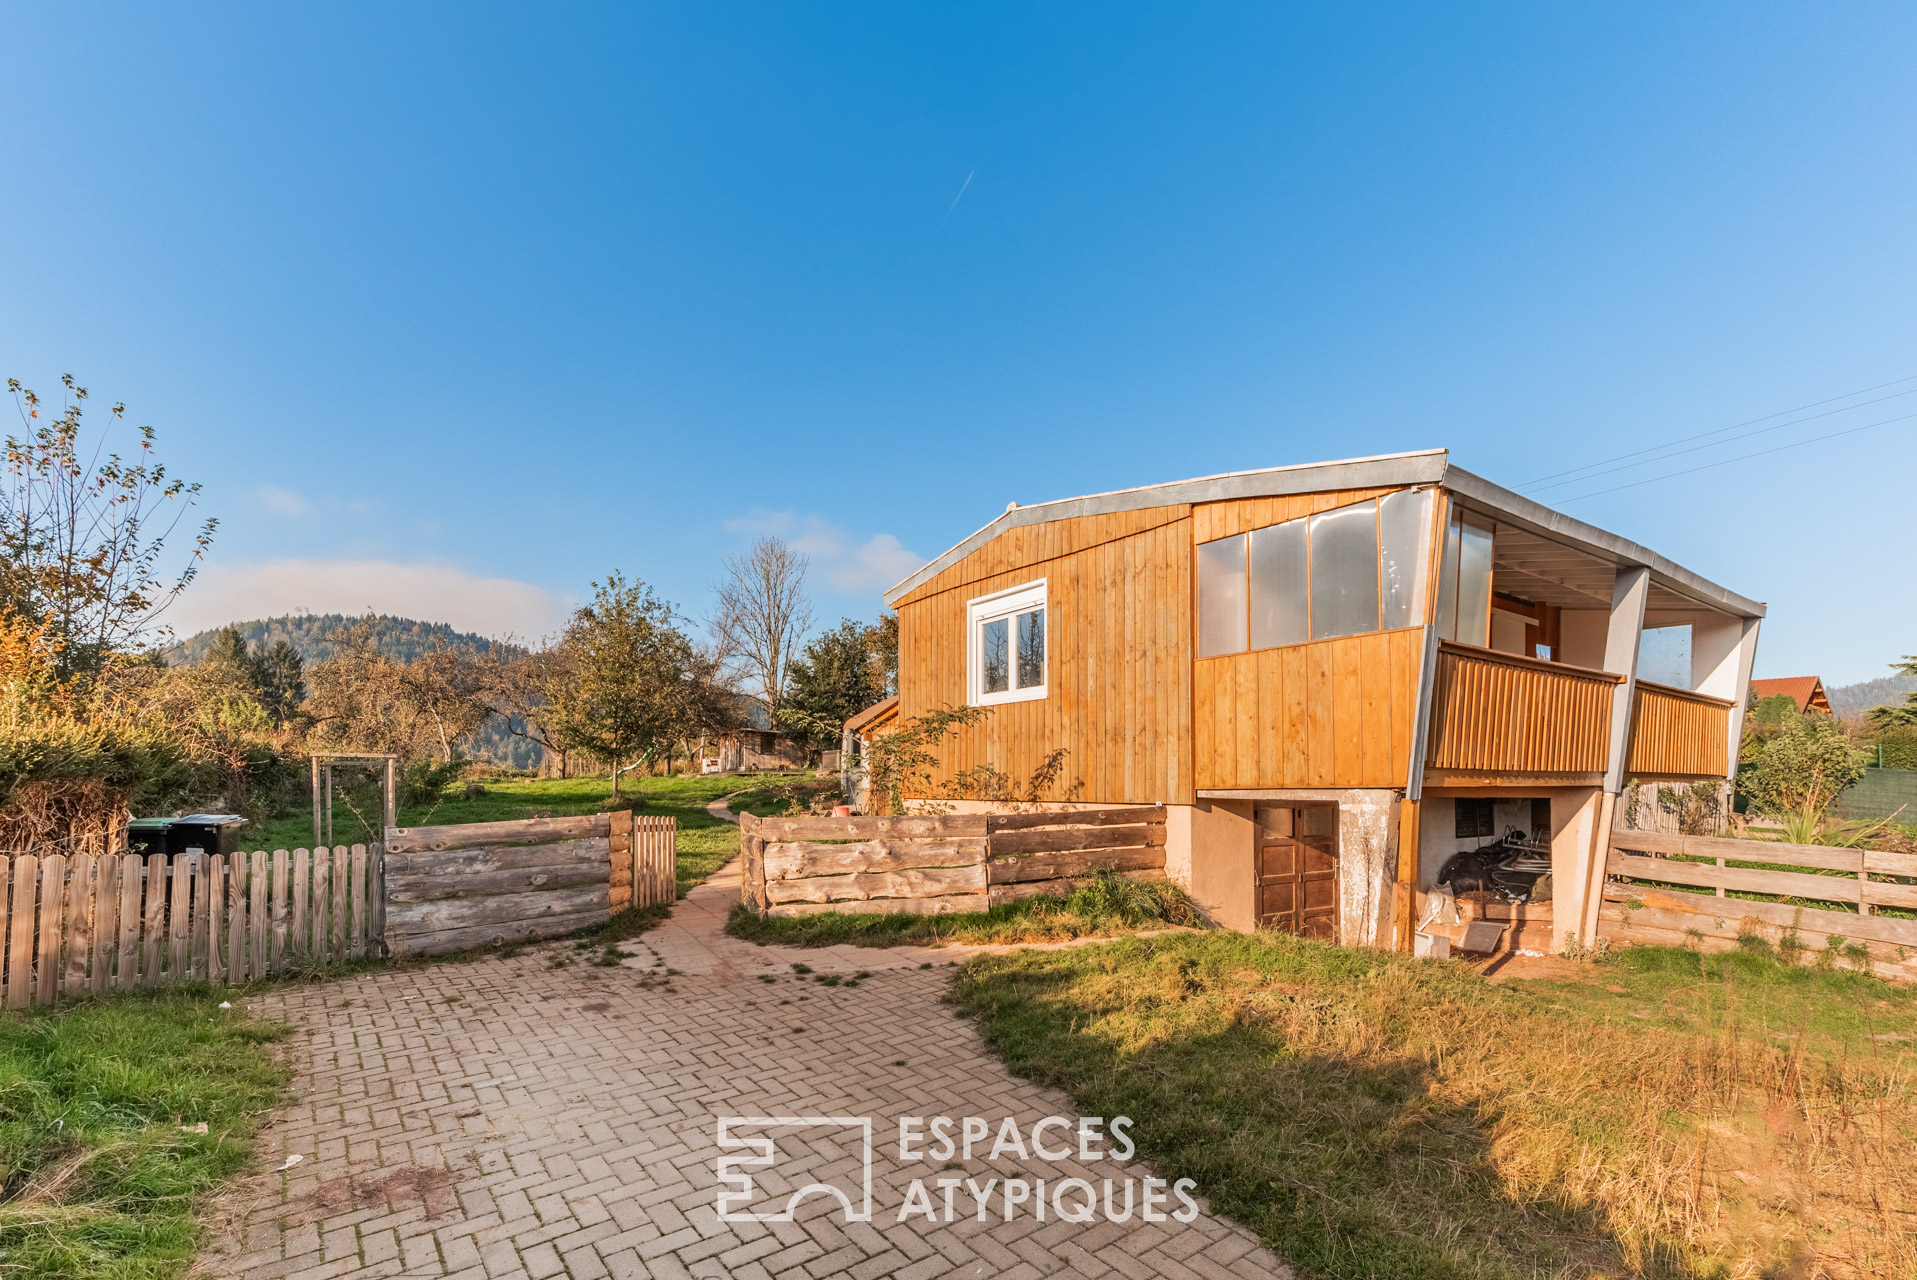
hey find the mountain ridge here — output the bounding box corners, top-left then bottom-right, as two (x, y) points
(165, 613), (519, 666)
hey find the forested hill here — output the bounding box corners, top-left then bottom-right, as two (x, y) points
(1831, 671), (1917, 719)
(165, 614), (518, 665)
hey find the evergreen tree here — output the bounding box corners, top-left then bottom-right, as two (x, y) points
(780, 617), (890, 752)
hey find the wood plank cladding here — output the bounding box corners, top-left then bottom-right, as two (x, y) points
(1194, 629), (1422, 789)
(893, 506), (1191, 609)
(1189, 486), (1405, 544)
(1424, 642), (1618, 776)
(896, 509), (1194, 805)
(1625, 680), (1733, 778)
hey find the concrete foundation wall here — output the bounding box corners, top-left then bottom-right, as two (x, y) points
(1176, 790), (1400, 946)
(1173, 800), (1258, 932)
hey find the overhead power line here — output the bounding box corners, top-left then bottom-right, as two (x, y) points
(1522, 385), (1917, 495)
(1552, 409), (1916, 504)
(1518, 370), (1917, 491)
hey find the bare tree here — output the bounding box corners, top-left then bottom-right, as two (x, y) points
(712, 536), (813, 717)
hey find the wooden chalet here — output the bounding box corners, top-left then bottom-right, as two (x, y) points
(881, 449), (1764, 954)
(1749, 675), (1831, 716)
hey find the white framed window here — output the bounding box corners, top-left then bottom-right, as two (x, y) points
(967, 579), (1047, 706)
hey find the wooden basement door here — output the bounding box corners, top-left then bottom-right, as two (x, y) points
(1254, 804), (1338, 938)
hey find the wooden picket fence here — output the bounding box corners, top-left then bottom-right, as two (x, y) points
(0, 846), (382, 1009)
(613, 812), (678, 911)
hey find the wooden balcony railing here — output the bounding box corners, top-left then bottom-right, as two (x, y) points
(1425, 643), (1622, 776)
(1624, 680), (1733, 778)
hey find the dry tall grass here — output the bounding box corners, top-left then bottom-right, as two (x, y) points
(960, 933), (1917, 1279)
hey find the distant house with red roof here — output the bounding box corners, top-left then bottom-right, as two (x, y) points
(1750, 675), (1831, 716)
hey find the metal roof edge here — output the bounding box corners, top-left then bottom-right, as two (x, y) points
(1439, 464), (1766, 618)
(882, 448), (1451, 605)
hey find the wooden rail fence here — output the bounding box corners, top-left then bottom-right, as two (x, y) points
(1602, 827), (1917, 980)
(739, 807), (1167, 918)
(0, 846), (381, 1009)
(1424, 643), (1619, 776)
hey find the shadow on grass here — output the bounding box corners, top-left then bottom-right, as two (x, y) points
(955, 932), (1895, 1280)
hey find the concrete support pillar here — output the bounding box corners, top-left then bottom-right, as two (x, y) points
(1720, 617), (1762, 780)
(1602, 566), (1651, 796)
(1335, 791), (1399, 948)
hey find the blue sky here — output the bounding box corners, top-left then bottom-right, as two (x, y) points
(2, 4), (1913, 683)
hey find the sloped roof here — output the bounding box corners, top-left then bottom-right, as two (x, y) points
(843, 695), (900, 737)
(882, 448), (1765, 618)
(1751, 676), (1829, 713)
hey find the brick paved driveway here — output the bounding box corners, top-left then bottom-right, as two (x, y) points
(199, 859), (1289, 1280)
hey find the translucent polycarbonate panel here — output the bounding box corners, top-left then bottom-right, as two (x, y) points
(1455, 515), (1494, 648)
(1379, 488), (1432, 630)
(1435, 510), (1461, 641)
(1196, 534), (1248, 657)
(1637, 624), (1692, 689)
(1248, 518), (1308, 649)
(1015, 609), (1046, 689)
(981, 617), (1009, 693)
(1308, 501), (1380, 640)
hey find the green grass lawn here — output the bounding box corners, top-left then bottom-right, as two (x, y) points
(243, 771), (831, 898)
(0, 991), (289, 1279)
(956, 932), (1917, 1280)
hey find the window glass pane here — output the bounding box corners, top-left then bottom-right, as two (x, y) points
(1308, 501), (1380, 639)
(1016, 609), (1045, 689)
(1435, 509), (1461, 641)
(981, 617), (1009, 693)
(1455, 515), (1494, 648)
(1196, 534), (1248, 657)
(1379, 489), (1431, 630)
(1248, 519), (1307, 649)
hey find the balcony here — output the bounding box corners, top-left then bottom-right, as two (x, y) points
(1424, 642), (1620, 779)
(1624, 680), (1733, 779)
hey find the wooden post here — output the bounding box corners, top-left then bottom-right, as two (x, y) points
(6, 856), (34, 1008)
(207, 855), (226, 986)
(192, 852), (212, 980)
(324, 764), (334, 847)
(350, 845), (368, 959)
(370, 840), (385, 958)
(141, 853), (167, 988)
(118, 855), (142, 991)
(270, 850), (290, 973)
(248, 850), (268, 982)
(226, 856), (246, 986)
(291, 848), (310, 960)
(383, 755), (397, 831)
(168, 854), (192, 979)
(91, 855), (117, 994)
(35, 854), (64, 1006)
(1395, 799), (1420, 953)
(65, 854), (94, 995)
(331, 845), (349, 962)
(311, 852), (330, 961)
(311, 755), (323, 849)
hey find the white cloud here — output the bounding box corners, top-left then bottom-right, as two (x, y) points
(255, 485), (310, 517)
(168, 558), (575, 642)
(723, 511), (925, 596)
